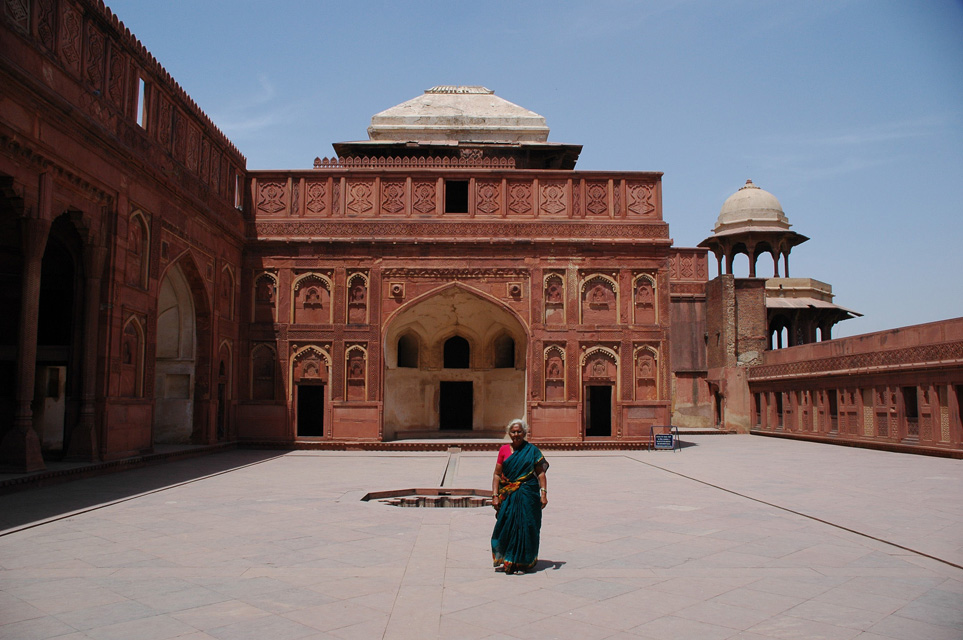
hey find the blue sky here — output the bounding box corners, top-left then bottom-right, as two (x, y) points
(107, 0), (963, 338)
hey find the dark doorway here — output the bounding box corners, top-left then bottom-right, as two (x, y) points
(585, 385), (612, 437)
(827, 389), (838, 433)
(297, 384), (324, 437)
(440, 381), (472, 430)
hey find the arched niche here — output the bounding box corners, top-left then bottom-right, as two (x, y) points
(580, 274), (618, 325)
(543, 273), (565, 324)
(493, 334), (515, 369)
(581, 345), (619, 437)
(125, 210), (150, 289)
(543, 345), (566, 401)
(291, 273), (332, 324)
(252, 272), (277, 323)
(443, 335), (471, 369)
(250, 343), (277, 401)
(634, 345), (659, 401)
(219, 265), (235, 320)
(120, 316), (145, 398)
(290, 345), (331, 438)
(632, 274), (657, 325)
(397, 332), (420, 368)
(346, 272), (368, 324)
(345, 345), (367, 401)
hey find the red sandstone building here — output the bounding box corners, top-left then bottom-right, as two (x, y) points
(1, 1), (960, 472)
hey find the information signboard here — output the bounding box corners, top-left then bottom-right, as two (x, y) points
(654, 433), (674, 449)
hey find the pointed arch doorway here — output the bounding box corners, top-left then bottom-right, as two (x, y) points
(154, 259), (212, 444)
(383, 285), (527, 440)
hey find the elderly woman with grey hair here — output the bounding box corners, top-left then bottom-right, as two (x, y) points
(490, 418), (548, 574)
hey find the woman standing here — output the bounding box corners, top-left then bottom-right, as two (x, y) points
(491, 419), (548, 574)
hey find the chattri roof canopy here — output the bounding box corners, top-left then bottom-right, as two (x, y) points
(366, 86), (551, 143)
(712, 179), (792, 235)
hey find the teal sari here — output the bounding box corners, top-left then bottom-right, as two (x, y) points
(491, 441), (548, 573)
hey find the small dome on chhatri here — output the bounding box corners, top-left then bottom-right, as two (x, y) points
(713, 179), (791, 234)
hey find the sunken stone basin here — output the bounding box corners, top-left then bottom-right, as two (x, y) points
(363, 488), (492, 508)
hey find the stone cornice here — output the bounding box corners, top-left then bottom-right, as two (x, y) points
(0, 134), (113, 204)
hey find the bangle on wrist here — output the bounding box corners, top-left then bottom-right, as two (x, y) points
(539, 488), (547, 493)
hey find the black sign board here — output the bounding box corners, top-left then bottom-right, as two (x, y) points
(654, 433), (674, 449)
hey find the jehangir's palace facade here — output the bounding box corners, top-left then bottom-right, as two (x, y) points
(1, 1), (960, 471)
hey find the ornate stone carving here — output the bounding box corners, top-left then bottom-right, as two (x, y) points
(314, 155), (515, 169)
(382, 267), (529, 279)
(85, 21), (106, 90)
(108, 50), (127, 108)
(255, 221), (670, 240)
(157, 98), (173, 148)
(627, 183), (656, 217)
(586, 182), (608, 216)
(60, 5), (82, 76)
(257, 181), (286, 214)
(305, 181), (326, 214)
(381, 180), (405, 214)
(540, 181), (566, 216)
(412, 181), (435, 214)
(346, 181), (374, 215)
(476, 180), (500, 214)
(749, 342), (963, 381)
(508, 182), (532, 215)
(5, 0), (29, 34)
(37, 0), (56, 50)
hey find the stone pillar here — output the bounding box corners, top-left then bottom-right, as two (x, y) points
(66, 244), (108, 461)
(0, 214), (51, 472)
(772, 253), (779, 277)
(783, 253), (790, 278)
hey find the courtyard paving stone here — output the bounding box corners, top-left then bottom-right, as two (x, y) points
(0, 435), (961, 639)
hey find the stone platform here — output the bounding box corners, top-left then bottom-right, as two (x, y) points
(1, 435), (961, 639)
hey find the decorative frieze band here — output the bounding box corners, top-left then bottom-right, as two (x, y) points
(749, 341), (963, 381)
(254, 221), (669, 240)
(313, 156), (516, 169)
(382, 268), (530, 279)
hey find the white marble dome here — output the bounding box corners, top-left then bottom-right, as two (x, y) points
(713, 179), (791, 234)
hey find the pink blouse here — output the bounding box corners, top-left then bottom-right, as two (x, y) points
(496, 443), (514, 466)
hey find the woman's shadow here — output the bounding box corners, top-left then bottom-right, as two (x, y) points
(530, 559), (566, 573)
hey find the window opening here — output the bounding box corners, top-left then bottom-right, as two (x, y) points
(136, 77), (147, 128)
(398, 334), (418, 368)
(494, 335), (515, 368)
(444, 336), (470, 368)
(445, 180), (469, 213)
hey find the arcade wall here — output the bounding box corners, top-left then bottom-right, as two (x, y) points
(0, 0), (247, 467)
(748, 317), (963, 455)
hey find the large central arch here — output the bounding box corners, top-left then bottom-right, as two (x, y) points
(383, 284), (527, 439)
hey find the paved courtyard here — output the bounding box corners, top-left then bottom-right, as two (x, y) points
(1, 435), (961, 639)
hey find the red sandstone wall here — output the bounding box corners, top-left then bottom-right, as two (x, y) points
(749, 318), (963, 452)
(1, 0), (247, 463)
